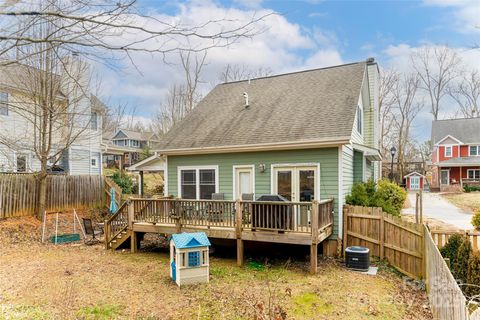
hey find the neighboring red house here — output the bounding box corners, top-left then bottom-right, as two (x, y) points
(431, 118), (480, 192)
(404, 172), (425, 191)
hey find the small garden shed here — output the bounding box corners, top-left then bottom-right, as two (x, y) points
(170, 232), (211, 287)
(404, 172), (425, 191)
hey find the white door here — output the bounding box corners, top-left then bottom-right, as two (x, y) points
(234, 166), (254, 200)
(273, 166), (318, 227)
(410, 176), (420, 190)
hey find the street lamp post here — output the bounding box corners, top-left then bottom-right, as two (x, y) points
(390, 146), (397, 182)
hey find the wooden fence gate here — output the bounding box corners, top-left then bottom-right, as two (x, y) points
(343, 205), (424, 278)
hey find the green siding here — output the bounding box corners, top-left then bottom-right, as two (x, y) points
(342, 145), (354, 201)
(353, 150), (363, 183)
(167, 148), (341, 238)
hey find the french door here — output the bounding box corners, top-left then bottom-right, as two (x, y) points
(273, 165), (318, 227)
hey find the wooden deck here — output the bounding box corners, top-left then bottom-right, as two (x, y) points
(105, 198), (334, 273)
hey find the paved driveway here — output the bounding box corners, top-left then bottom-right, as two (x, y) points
(402, 192), (473, 230)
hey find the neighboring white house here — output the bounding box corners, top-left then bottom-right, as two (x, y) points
(0, 62), (104, 175)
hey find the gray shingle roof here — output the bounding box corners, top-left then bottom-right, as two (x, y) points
(432, 118), (480, 144)
(437, 156), (480, 166)
(156, 62), (367, 151)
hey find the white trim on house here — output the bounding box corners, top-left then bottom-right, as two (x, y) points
(435, 135), (464, 146)
(444, 145), (453, 158)
(177, 165), (219, 200)
(232, 165), (255, 200)
(269, 163), (321, 202)
(467, 169), (480, 180)
(404, 171), (425, 178)
(164, 155), (169, 196)
(338, 145), (343, 238)
(469, 145), (480, 157)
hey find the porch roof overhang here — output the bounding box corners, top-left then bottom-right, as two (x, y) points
(352, 143), (382, 161)
(435, 156), (480, 168)
(126, 154), (165, 172)
(102, 144), (141, 155)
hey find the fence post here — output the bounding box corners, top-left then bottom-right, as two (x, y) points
(379, 209), (385, 260)
(342, 205), (348, 258)
(104, 219), (109, 250)
(310, 200), (319, 274)
(235, 200), (244, 267)
(419, 189), (423, 224)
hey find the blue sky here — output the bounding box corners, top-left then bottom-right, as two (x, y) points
(101, 0), (480, 141)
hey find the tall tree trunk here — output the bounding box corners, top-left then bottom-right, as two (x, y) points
(36, 161), (48, 220)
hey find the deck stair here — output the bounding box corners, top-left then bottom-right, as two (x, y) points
(109, 228), (132, 250)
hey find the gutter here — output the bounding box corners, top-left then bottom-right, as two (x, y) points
(154, 137), (351, 156)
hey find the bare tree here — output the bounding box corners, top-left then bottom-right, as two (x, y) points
(411, 46), (461, 120)
(448, 69), (480, 118)
(378, 68), (399, 157)
(0, 1), (272, 67)
(391, 73), (421, 181)
(218, 64), (273, 83)
(151, 51), (207, 135)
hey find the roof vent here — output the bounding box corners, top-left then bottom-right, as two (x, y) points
(243, 92), (249, 108)
(366, 57), (375, 63)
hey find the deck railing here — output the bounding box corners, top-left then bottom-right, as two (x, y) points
(106, 198), (334, 247)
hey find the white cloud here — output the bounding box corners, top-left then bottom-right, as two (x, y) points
(423, 0), (480, 33)
(97, 0), (343, 120)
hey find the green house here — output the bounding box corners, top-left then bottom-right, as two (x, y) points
(144, 59), (381, 242)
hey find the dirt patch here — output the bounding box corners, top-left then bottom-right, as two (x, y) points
(402, 214), (460, 230)
(0, 216), (433, 319)
(442, 192), (480, 213)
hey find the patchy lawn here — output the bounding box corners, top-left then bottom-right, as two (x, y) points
(0, 217), (432, 320)
(442, 192), (480, 212)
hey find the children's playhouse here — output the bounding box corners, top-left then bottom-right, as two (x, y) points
(170, 232), (211, 287)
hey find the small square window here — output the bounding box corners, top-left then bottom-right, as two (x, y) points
(91, 157), (98, 167)
(471, 146), (478, 156)
(188, 251), (200, 267)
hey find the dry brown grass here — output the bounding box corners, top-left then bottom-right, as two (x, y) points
(442, 193), (480, 212)
(0, 217), (432, 320)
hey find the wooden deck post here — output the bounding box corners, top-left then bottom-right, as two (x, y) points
(104, 219), (109, 250)
(175, 200), (182, 233)
(310, 200), (319, 274)
(128, 199), (134, 230)
(131, 231), (137, 253)
(235, 200), (244, 267)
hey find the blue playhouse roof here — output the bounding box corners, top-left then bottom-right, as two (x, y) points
(171, 232), (211, 249)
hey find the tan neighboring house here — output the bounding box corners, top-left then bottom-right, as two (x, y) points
(102, 129), (159, 169)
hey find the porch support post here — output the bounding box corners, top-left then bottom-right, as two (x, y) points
(310, 200), (319, 274)
(139, 170), (144, 196)
(460, 166), (463, 190)
(235, 200), (244, 267)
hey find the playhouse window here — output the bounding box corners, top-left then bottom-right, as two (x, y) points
(180, 252), (186, 267)
(188, 251), (200, 267)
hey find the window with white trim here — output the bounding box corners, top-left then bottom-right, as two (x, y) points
(179, 167), (217, 199)
(445, 146), (452, 157)
(91, 157), (98, 168)
(0, 92), (8, 116)
(470, 146), (479, 156)
(90, 112), (98, 130)
(468, 169), (480, 180)
(356, 105), (363, 134)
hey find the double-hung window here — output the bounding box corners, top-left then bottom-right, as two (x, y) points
(468, 170), (480, 180)
(90, 112), (98, 130)
(0, 92), (8, 116)
(470, 146), (479, 156)
(356, 105), (363, 134)
(445, 146), (452, 157)
(179, 167), (218, 199)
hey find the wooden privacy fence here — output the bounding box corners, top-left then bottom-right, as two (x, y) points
(430, 229), (480, 251)
(343, 205), (424, 278)
(0, 174), (104, 218)
(424, 225), (473, 320)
